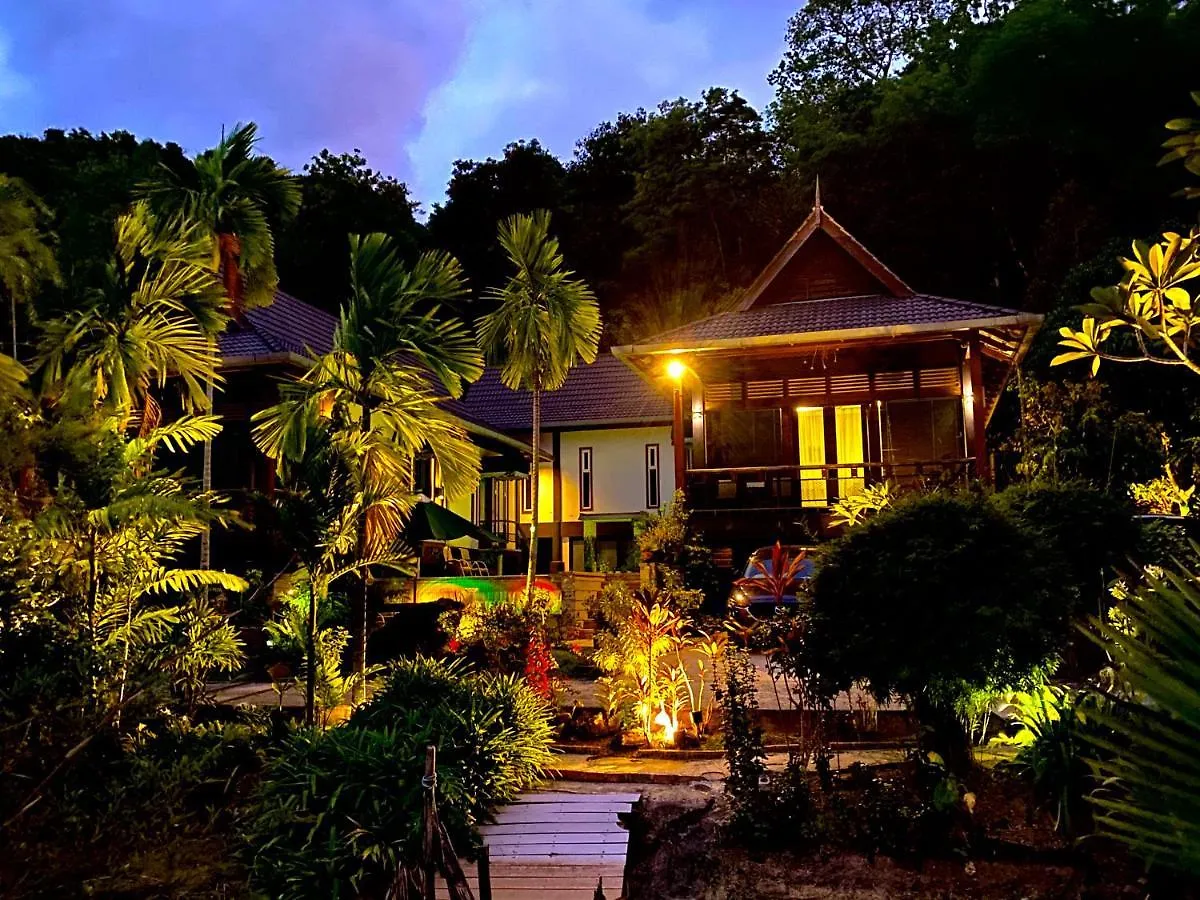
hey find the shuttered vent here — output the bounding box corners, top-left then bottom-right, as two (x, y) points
(873, 371), (915, 393)
(829, 374), (870, 394)
(704, 382), (742, 407)
(746, 379), (785, 400)
(787, 376), (825, 396)
(920, 367), (961, 393)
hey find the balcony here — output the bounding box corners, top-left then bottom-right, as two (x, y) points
(684, 459), (977, 512)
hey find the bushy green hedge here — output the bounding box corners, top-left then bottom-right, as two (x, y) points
(245, 656), (553, 899)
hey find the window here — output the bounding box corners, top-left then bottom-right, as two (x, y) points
(834, 405), (865, 499)
(645, 444), (661, 509)
(469, 488), (478, 525)
(579, 447), (594, 512)
(413, 455), (434, 499)
(705, 407), (783, 467)
(520, 474), (532, 513)
(796, 407), (827, 507)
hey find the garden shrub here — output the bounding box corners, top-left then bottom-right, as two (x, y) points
(993, 483), (1137, 615)
(349, 655), (554, 810)
(809, 492), (1071, 768)
(636, 490), (717, 608)
(438, 586), (559, 679)
(996, 684), (1096, 836)
(247, 656), (554, 898)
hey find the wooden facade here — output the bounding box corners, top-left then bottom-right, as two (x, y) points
(614, 198), (1041, 544)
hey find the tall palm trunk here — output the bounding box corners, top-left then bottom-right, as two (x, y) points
(353, 404), (372, 704)
(305, 581), (320, 726)
(201, 234), (241, 573)
(526, 374), (541, 599)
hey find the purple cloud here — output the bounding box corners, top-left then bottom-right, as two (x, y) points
(0, 1), (470, 173)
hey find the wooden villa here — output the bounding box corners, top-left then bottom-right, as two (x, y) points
(613, 194), (1043, 543)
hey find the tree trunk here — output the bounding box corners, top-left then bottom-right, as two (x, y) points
(525, 377), (541, 600)
(913, 692), (972, 774)
(305, 581), (320, 727)
(202, 235), (240, 573)
(353, 405), (373, 704)
(10, 290), (17, 361)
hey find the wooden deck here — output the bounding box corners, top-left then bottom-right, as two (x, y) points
(437, 790), (639, 900)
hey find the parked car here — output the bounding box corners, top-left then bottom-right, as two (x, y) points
(727, 544), (816, 617)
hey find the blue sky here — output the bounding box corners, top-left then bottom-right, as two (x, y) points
(0, 0), (795, 211)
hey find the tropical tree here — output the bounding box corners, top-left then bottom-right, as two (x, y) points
(477, 211), (601, 596)
(1054, 98), (1200, 377)
(34, 203), (227, 430)
(0, 174), (60, 358)
(254, 233), (482, 699)
(138, 121), (300, 316)
(139, 122), (300, 570)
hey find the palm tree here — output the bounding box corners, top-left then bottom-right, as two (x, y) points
(477, 210), (601, 598)
(34, 203), (227, 429)
(139, 122), (300, 316)
(0, 174), (60, 359)
(139, 122), (300, 570)
(254, 233), (483, 701)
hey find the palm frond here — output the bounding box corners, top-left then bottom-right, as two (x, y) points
(1084, 564), (1200, 876)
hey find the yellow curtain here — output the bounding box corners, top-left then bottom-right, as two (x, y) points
(835, 405), (865, 499)
(797, 408), (827, 507)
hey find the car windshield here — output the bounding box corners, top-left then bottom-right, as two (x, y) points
(744, 553), (814, 580)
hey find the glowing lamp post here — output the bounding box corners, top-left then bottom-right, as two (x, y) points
(666, 358), (687, 494)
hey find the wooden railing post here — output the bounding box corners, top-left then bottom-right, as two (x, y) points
(477, 845), (493, 900)
(423, 745), (437, 900)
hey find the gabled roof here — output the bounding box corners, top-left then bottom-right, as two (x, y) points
(627, 293), (1035, 350)
(456, 356), (672, 431)
(218, 290), (336, 362)
(737, 196), (912, 309)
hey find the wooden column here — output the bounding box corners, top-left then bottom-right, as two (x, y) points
(962, 333), (989, 482)
(672, 385), (687, 497)
(551, 430), (563, 571)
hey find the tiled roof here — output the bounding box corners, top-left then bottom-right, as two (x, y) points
(456, 355), (671, 431)
(642, 294), (1029, 345)
(218, 290), (336, 360)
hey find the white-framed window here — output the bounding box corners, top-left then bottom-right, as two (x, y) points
(521, 474), (532, 513)
(645, 444), (660, 509)
(469, 487), (479, 525)
(579, 447), (594, 512)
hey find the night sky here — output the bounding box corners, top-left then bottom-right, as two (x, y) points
(0, 0), (796, 210)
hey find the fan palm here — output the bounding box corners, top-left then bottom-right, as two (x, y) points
(477, 210), (601, 597)
(0, 174), (60, 358)
(1085, 563), (1200, 876)
(138, 121), (300, 315)
(254, 233), (483, 699)
(34, 203), (227, 430)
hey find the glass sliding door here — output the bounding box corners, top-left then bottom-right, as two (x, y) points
(834, 404), (866, 499)
(796, 407), (827, 507)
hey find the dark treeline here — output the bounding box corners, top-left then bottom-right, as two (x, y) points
(1, 0), (1198, 353)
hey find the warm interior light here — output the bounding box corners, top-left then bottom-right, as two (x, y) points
(666, 359), (686, 381)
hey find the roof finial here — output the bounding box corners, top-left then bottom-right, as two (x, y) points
(814, 174), (822, 211)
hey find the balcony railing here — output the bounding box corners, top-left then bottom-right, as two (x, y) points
(684, 459), (976, 511)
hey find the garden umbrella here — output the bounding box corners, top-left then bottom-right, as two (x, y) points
(406, 500), (501, 545)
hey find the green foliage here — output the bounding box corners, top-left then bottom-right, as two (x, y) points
(245, 725), (456, 899)
(439, 586), (559, 677)
(0, 174), (60, 355)
(1084, 563), (1200, 876)
(635, 489), (713, 607)
(997, 685), (1094, 836)
(33, 203), (228, 421)
(830, 482), (896, 528)
(278, 148), (423, 312)
(716, 647), (769, 839)
(993, 483), (1137, 616)
(349, 655), (554, 809)
(139, 121), (300, 310)
(811, 492), (1068, 704)
(770, 0), (972, 108)
(1162, 91), (1200, 200)
(1003, 376), (1165, 490)
(248, 657), (553, 898)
